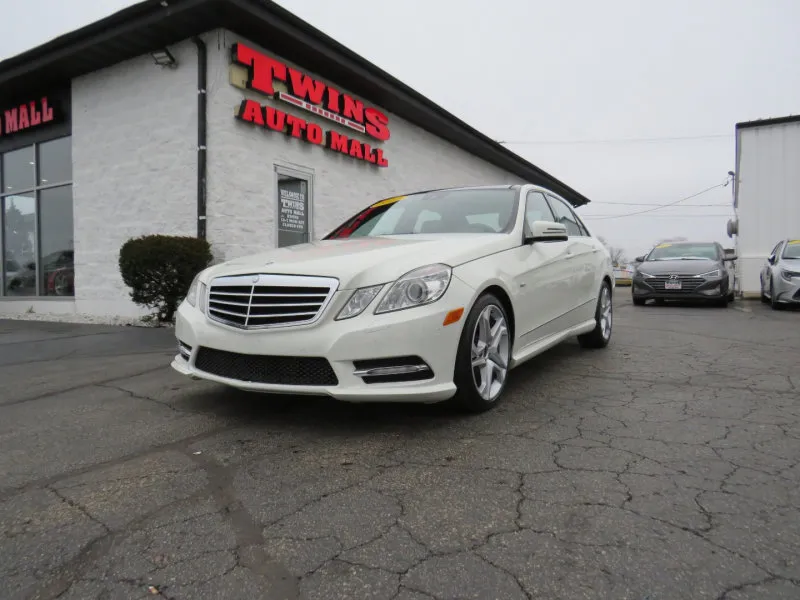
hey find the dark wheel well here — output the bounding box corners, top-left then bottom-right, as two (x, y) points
(603, 276), (613, 295)
(478, 285), (515, 343)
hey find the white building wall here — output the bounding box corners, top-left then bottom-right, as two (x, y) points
(735, 121), (800, 294)
(204, 30), (524, 262)
(70, 39), (200, 317)
(40, 29), (526, 318)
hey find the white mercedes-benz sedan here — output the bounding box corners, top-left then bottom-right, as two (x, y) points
(172, 185), (614, 412)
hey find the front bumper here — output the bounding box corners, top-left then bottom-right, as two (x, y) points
(170, 276), (477, 403)
(771, 274), (800, 304)
(632, 274), (729, 301)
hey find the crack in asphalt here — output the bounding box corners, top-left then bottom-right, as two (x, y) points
(0, 364), (171, 408)
(186, 451), (300, 600)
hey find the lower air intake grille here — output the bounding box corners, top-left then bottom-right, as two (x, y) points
(194, 347), (338, 386)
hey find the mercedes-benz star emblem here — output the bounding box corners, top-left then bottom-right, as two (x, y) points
(252, 275), (260, 284)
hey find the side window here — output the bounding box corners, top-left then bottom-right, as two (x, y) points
(524, 191), (556, 228)
(770, 241), (782, 258)
(546, 195), (584, 237)
(574, 214), (590, 237)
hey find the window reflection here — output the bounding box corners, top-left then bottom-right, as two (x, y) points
(2, 146), (35, 193)
(38, 137), (72, 185)
(1, 137), (73, 298)
(39, 186), (75, 296)
(3, 193), (37, 296)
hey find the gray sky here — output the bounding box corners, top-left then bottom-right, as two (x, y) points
(3, 0), (799, 259)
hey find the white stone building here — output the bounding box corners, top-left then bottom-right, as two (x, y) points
(0, 0), (591, 318)
(730, 114), (800, 297)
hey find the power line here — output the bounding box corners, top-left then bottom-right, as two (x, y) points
(582, 213), (732, 219)
(591, 201), (729, 207)
(497, 133), (733, 145)
(578, 181), (729, 221)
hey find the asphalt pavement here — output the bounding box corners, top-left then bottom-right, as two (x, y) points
(1, 295), (799, 600)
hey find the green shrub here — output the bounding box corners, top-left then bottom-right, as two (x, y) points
(119, 234), (213, 323)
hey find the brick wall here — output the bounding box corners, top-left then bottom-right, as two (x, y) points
(69, 30), (524, 317)
(71, 38), (200, 316)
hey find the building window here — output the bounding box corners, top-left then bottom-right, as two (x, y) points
(1, 136), (73, 297)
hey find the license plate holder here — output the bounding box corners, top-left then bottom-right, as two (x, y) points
(665, 280), (682, 290)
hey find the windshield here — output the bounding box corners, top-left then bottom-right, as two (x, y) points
(783, 240), (800, 259)
(324, 188), (519, 239)
(646, 242), (720, 261)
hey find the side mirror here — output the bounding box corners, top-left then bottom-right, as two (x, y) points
(723, 255), (738, 262)
(634, 255), (645, 263)
(524, 221), (568, 244)
(768, 255), (776, 265)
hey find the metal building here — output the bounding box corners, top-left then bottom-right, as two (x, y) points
(730, 115), (800, 296)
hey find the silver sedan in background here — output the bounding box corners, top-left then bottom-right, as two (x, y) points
(760, 238), (800, 309)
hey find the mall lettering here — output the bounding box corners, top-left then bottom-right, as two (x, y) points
(231, 42), (390, 167)
(1, 97), (55, 136)
(236, 99), (389, 167)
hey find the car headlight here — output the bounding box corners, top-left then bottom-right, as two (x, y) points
(185, 272), (207, 308)
(636, 270), (654, 278)
(198, 282), (208, 313)
(781, 269), (800, 281)
(374, 264), (452, 314)
(336, 284), (384, 320)
(694, 269), (721, 278)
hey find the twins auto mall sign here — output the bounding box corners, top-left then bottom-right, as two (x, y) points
(231, 43), (390, 167)
(0, 97), (57, 137)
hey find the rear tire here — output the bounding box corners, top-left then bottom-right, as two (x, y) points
(578, 282), (613, 349)
(450, 293), (512, 413)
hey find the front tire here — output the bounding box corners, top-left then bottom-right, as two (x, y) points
(770, 281), (783, 311)
(633, 295), (646, 306)
(578, 281), (613, 349)
(450, 293), (512, 413)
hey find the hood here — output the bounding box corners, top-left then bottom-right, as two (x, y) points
(202, 234), (515, 290)
(637, 258), (722, 276)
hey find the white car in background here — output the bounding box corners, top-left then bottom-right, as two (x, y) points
(172, 185), (614, 412)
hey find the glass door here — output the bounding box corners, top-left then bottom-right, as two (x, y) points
(275, 165), (313, 248)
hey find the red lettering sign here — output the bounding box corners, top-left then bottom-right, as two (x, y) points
(0, 97), (55, 137)
(231, 43), (390, 143)
(236, 100), (388, 168)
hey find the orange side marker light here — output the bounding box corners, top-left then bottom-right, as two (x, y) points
(443, 308), (464, 326)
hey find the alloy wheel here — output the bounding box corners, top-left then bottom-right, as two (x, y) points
(470, 304), (510, 402)
(600, 285), (612, 340)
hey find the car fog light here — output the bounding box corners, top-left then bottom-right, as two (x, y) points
(700, 286), (720, 296)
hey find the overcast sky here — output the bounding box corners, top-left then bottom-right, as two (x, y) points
(2, 0), (799, 259)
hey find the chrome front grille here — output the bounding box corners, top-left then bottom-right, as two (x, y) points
(207, 274), (338, 329)
(647, 275), (704, 292)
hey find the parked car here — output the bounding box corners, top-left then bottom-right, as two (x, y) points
(760, 238), (800, 309)
(4, 250), (74, 296)
(613, 264), (633, 286)
(171, 185), (615, 412)
(631, 241), (736, 306)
